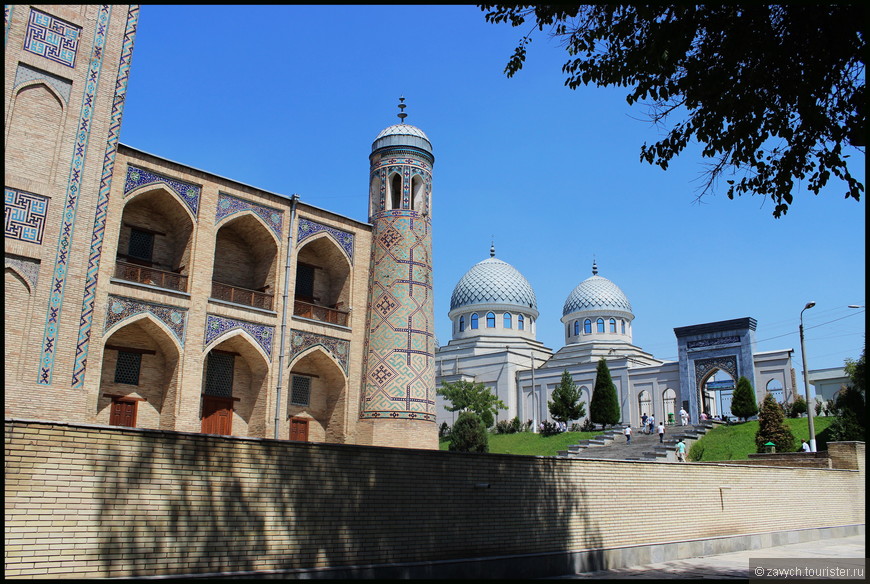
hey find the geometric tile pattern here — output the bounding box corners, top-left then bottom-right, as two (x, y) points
(204, 314), (274, 358)
(215, 192), (283, 237)
(23, 8), (81, 68)
(5, 254), (41, 291)
(71, 5), (140, 389)
(370, 156), (430, 214)
(124, 165), (201, 218)
(297, 218), (354, 263)
(359, 206), (436, 422)
(450, 256), (537, 311)
(104, 295), (187, 347)
(687, 336), (741, 350)
(289, 330), (350, 376)
(693, 355), (738, 389)
(14, 63), (73, 104)
(563, 273), (632, 316)
(5, 187), (49, 244)
(38, 5), (112, 386)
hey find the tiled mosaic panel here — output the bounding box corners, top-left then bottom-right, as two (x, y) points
(5, 188), (49, 244)
(5, 254), (41, 290)
(204, 314), (274, 357)
(215, 193), (283, 237)
(15, 63), (73, 104)
(124, 165), (201, 217)
(38, 5), (112, 386)
(360, 212), (435, 422)
(297, 218), (354, 263)
(693, 355), (738, 387)
(105, 295), (187, 347)
(289, 330), (350, 375)
(72, 5), (140, 388)
(24, 8), (81, 68)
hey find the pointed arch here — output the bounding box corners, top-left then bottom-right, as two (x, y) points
(389, 172), (402, 210)
(215, 208), (281, 247)
(204, 328), (271, 370)
(5, 81), (65, 185)
(287, 344), (348, 382)
(123, 183), (197, 224)
(103, 311), (184, 355)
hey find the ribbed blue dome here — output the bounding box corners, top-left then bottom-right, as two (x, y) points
(450, 257), (537, 311)
(562, 275), (632, 316)
(372, 123), (432, 154)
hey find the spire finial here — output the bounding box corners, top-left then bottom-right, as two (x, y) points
(592, 258), (598, 276)
(490, 239), (495, 258)
(397, 96), (407, 123)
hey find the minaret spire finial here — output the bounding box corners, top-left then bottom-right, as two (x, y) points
(592, 257), (598, 276)
(397, 96), (407, 123)
(490, 238), (495, 258)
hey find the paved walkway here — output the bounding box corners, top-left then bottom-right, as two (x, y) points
(548, 534), (865, 579)
(568, 427), (667, 461)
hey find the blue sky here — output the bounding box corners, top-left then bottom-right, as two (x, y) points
(119, 5), (865, 375)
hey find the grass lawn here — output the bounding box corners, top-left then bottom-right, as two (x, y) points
(439, 430), (601, 456)
(688, 416), (836, 462)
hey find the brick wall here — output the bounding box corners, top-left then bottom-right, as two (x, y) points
(4, 420), (865, 578)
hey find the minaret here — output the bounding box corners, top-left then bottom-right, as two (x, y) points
(359, 98), (437, 449)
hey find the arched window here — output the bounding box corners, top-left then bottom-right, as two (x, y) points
(518, 314), (524, 330)
(584, 319), (592, 334)
(573, 320), (580, 336)
(503, 313), (512, 328)
(470, 313), (479, 329)
(411, 175), (424, 211)
(609, 318), (617, 333)
(621, 320), (626, 334)
(766, 379), (784, 403)
(390, 173), (402, 210)
(597, 318), (605, 333)
(459, 315), (465, 332)
(486, 312), (495, 328)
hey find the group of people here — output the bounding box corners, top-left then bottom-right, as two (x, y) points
(630, 412), (687, 462)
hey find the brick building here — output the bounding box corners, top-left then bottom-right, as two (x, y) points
(5, 5), (437, 449)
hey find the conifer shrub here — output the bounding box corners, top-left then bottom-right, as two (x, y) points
(755, 392), (796, 453)
(789, 395), (808, 418)
(590, 358), (620, 427)
(730, 376), (758, 421)
(449, 411), (489, 453)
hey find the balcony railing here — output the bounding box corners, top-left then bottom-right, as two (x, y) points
(293, 299), (349, 326)
(114, 260), (188, 292)
(211, 281), (274, 310)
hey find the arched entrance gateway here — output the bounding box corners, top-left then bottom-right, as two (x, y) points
(675, 318), (757, 424)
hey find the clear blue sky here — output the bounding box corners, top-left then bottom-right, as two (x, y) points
(119, 5), (865, 376)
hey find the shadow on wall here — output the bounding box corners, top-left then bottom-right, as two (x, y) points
(92, 430), (605, 578)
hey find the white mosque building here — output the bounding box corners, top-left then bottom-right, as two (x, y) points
(434, 249), (798, 428)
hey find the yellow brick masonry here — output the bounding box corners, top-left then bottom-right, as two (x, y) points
(4, 420), (865, 578)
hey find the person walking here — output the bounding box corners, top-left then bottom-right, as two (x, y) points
(679, 407), (689, 426)
(657, 421), (665, 443)
(676, 439), (687, 462)
(641, 413), (648, 433)
(648, 414), (655, 436)
(624, 425), (632, 444)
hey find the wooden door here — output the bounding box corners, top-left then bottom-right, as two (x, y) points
(289, 417), (309, 442)
(110, 399), (137, 427)
(201, 396), (233, 435)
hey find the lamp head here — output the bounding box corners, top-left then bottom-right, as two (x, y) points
(804, 301), (816, 310)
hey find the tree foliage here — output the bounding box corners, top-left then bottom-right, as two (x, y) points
(480, 4), (865, 217)
(590, 358), (620, 427)
(755, 392), (796, 453)
(730, 375), (758, 421)
(826, 345), (867, 442)
(548, 369), (587, 424)
(437, 380), (507, 428)
(788, 395), (808, 418)
(449, 411), (489, 453)
(844, 345), (865, 398)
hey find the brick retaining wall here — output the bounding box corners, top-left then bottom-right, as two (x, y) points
(4, 419), (865, 578)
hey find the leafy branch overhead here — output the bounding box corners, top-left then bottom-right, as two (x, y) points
(481, 4), (865, 217)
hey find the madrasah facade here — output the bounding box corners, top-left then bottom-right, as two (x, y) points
(5, 5), (438, 449)
(5, 6), (797, 449)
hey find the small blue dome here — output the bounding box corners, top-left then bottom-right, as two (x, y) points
(562, 274), (632, 316)
(450, 256), (537, 311)
(372, 123), (432, 154)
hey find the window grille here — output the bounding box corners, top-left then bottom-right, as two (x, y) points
(204, 352), (234, 397)
(128, 228), (154, 261)
(114, 351), (142, 385)
(295, 263), (315, 300)
(290, 375), (311, 406)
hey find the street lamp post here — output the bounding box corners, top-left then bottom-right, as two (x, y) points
(799, 301), (816, 452)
